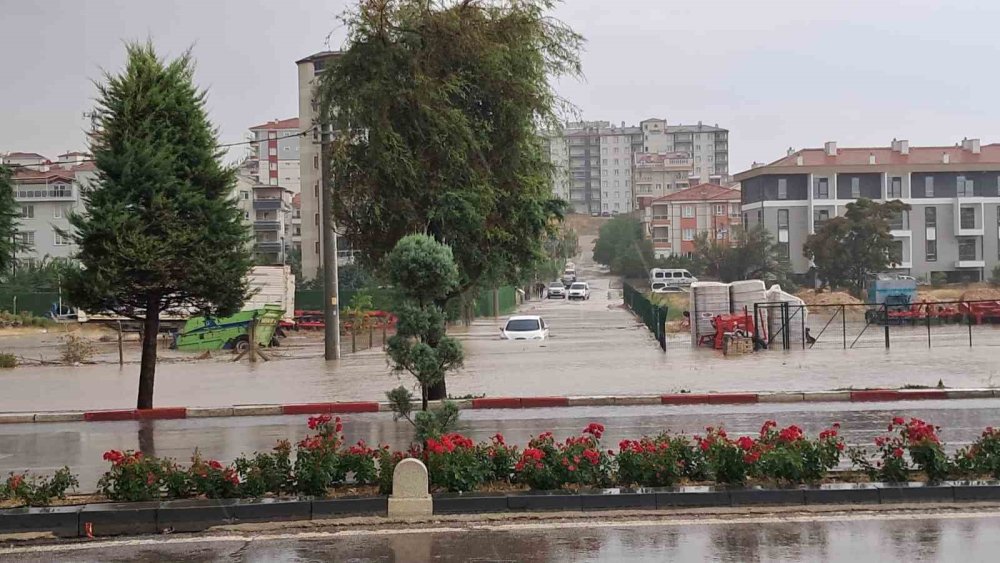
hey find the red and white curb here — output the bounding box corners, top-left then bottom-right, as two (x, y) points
(0, 388), (996, 425)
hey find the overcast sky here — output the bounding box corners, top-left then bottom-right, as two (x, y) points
(3, 0), (999, 172)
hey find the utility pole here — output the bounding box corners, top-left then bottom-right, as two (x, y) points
(320, 123), (341, 360)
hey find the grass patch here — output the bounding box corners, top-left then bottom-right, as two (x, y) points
(649, 292), (688, 321)
(0, 353), (16, 369)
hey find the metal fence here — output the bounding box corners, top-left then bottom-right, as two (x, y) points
(623, 283), (668, 351)
(754, 299), (1000, 351)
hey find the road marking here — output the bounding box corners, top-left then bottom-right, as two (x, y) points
(4, 509), (1000, 555)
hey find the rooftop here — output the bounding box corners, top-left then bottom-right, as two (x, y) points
(295, 50), (341, 64)
(250, 117), (300, 131)
(652, 183), (740, 203)
(5, 152), (46, 159)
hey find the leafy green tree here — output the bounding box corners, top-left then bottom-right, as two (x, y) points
(318, 0), (581, 300)
(3, 256), (79, 293)
(694, 226), (789, 283)
(67, 43), (253, 409)
(384, 235), (464, 410)
(593, 216), (654, 277)
(803, 198), (911, 295)
(0, 165), (22, 275)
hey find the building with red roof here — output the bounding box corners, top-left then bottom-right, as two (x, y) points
(643, 183), (741, 257)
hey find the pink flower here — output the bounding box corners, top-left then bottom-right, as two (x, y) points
(892, 448), (904, 458)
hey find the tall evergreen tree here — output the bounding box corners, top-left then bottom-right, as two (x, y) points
(0, 165), (20, 276)
(67, 43), (252, 409)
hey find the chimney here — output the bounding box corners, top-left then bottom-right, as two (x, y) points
(899, 140), (909, 155)
(824, 141), (837, 157)
(787, 147), (795, 157)
(796, 154), (804, 166)
(868, 153), (876, 165)
(963, 138), (981, 154)
(943, 152), (950, 164)
(621, 121), (625, 128)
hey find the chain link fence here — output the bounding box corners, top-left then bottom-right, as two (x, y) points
(623, 283), (668, 351)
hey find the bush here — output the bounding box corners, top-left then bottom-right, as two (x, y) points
(753, 421), (844, 484)
(0, 353), (15, 369)
(425, 433), (490, 492)
(340, 440), (381, 486)
(185, 453), (241, 499)
(991, 265), (1000, 287)
(1, 468), (78, 506)
(293, 415), (347, 496)
(484, 433), (518, 483)
(514, 424), (612, 490)
(233, 441), (294, 497)
(695, 427), (751, 485)
(617, 434), (697, 487)
(98, 450), (172, 501)
(958, 426), (1000, 478)
(931, 272), (947, 288)
(849, 417), (947, 482)
(61, 334), (96, 364)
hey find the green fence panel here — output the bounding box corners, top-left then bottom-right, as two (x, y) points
(0, 292), (61, 316)
(622, 283), (667, 350)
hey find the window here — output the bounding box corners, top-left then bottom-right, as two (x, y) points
(53, 231), (71, 246)
(614, 180), (620, 187)
(602, 181), (608, 188)
(961, 207), (976, 229)
(924, 176), (934, 197)
(926, 240), (937, 262)
(777, 179), (787, 200)
(614, 159), (619, 166)
(777, 242), (790, 260)
(268, 148), (277, 156)
(602, 159), (608, 165)
(655, 183), (662, 191)
(603, 191), (608, 198)
(313, 155), (319, 169)
(851, 177), (860, 198)
(682, 206), (694, 218)
(743, 213), (749, 226)
(20, 205), (33, 218)
(777, 209), (789, 228)
(314, 182), (319, 198)
(757, 210), (763, 224)
(613, 147), (619, 154)
(682, 229), (695, 241)
(53, 205), (66, 219)
(242, 191), (250, 200)
(625, 180), (630, 187)
(315, 241), (321, 254)
(959, 237), (978, 261)
(958, 176), (973, 197)
(889, 177), (902, 198)
(925, 207), (936, 227)
(815, 178), (829, 199)
(19, 231), (34, 246)
(814, 209), (830, 230)
(889, 240), (903, 265)
(715, 204), (725, 216)
(888, 211), (905, 231)
(602, 148), (607, 155)
(695, 145), (701, 151)
(314, 213), (320, 226)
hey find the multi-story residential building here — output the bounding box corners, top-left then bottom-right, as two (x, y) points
(296, 51), (339, 280)
(6, 156), (94, 262)
(736, 139), (1000, 282)
(544, 118), (729, 215)
(640, 119), (730, 183)
(291, 193), (302, 252)
(633, 152), (695, 209)
(251, 183), (294, 265)
(248, 118), (300, 192)
(642, 183), (742, 258)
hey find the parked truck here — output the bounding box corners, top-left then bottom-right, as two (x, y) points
(172, 304), (284, 352)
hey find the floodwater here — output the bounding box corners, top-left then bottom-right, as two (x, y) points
(3, 237), (1000, 412)
(5, 510), (1000, 561)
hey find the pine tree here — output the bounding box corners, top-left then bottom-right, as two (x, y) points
(0, 165), (19, 276)
(67, 43), (253, 409)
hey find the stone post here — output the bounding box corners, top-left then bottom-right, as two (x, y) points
(388, 458), (432, 517)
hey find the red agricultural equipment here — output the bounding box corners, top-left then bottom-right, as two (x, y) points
(291, 309), (398, 331)
(699, 312), (756, 350)
(959, 300), (1000, 324)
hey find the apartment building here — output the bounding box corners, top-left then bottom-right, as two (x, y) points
(249, 118), (300, 192)
(642, 183), (742, 258)
(544, 118), (730, 215)
(5, 155), (95, 261)
(296, 51), (339, 280)
(736, 139), (1000, 282)
(639, 119), (730, 183)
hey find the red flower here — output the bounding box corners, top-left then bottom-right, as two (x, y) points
(736, 436), (755, 451)
(836, 442), (845, 451)
(760, 420), (777, 436)
(583, 449), (600, 465)
(146, 472), (156, 486)
(584, 423), (605, 439)
(308, 414), (332, 430)
(493, 433), (505, 445)
(892, 448), (904, 458)
(208, 460), (223, 470)
(103, 450), (124, 464)
(743, 451), (761, 464)
(778, 425), (804, 443)
(8, 474), (23, 490)
(892, 416), (905, 426)
(522, 448), (545, 461)
(568, 465), (576, 472)
(134, 451), (144, 461)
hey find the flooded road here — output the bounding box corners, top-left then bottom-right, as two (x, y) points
(4, 400), (999, 492)
(5, 509), (1000, 561)
(3, 236), (1000, 412)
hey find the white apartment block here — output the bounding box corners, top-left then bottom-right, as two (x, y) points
(249, 118), (301, 194)
(640, 119), (730, 183)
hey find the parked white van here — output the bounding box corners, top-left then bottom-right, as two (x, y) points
(649, 268), (698, 288)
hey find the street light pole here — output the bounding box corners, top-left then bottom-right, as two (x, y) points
(320, 123), (341, 360)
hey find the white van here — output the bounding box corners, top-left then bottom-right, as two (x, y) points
(649, 268), (698, 288)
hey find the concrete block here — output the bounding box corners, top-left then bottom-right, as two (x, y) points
(953, 483), (1000, 501)
(656, 487), (730, 508)
(580, 491), (656, 510)
(433, 494), (509, 514)
(507, 493), (582, 512)
(804, 485), (879, 505)
(80, 502), (158, 536)
(33, 412), (85, 423)
(758, 392), (805, 404)
(612, 396), (660, 406)
(231, 405), (283, 417)
(312, 497), (387, 517)
(0, 506), (81, 538)
(157, 499), (237, 533)
(233, 498), (311, 523)
(388, 458), (431, 517)
(945, 389), (995, 400)
(730, 488), (805, 506)
(186, 407), (235, 418)
(877, 484), (954, 504)
(801, 391), (851, 403)
(567, 396), (615, 407)
(0, 413), (36, 424)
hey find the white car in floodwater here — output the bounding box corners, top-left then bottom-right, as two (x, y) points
(501, 315), (549, 340)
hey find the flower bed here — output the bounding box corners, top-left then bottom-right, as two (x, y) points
(5, 416), (1000, 508)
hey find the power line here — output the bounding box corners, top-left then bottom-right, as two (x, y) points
(3, 129), (313, 170)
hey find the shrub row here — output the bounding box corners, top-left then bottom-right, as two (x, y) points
(6, 416), (1000, 506)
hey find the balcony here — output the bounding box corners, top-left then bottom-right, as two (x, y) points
(254, 221), (282, 231)
(14, 187), (75, 202)
(253, 199), (285, 211)
(956, 259), (986, 268)
(255, 241), (283, 251)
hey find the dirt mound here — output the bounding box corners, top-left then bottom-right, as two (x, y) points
(961, 288), (1000, 301)
(795, 290), (862, 306)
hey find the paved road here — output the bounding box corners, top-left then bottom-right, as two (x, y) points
(3, 235), (1000, 412)
(3, 400), (999, 492)
(5, 509), (1000, 561)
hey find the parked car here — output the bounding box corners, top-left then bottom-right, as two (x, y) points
(567, 282), (590, 300)
(649, 268), (698, 287)
(547, 282), (567, 299)
(500, 315), (549, 340)
(651, 281), (685, 294)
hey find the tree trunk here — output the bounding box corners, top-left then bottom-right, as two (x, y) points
(427, 378), (446, 401)
(421, 384), (429, 411)
(137, 295), (160, 410)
